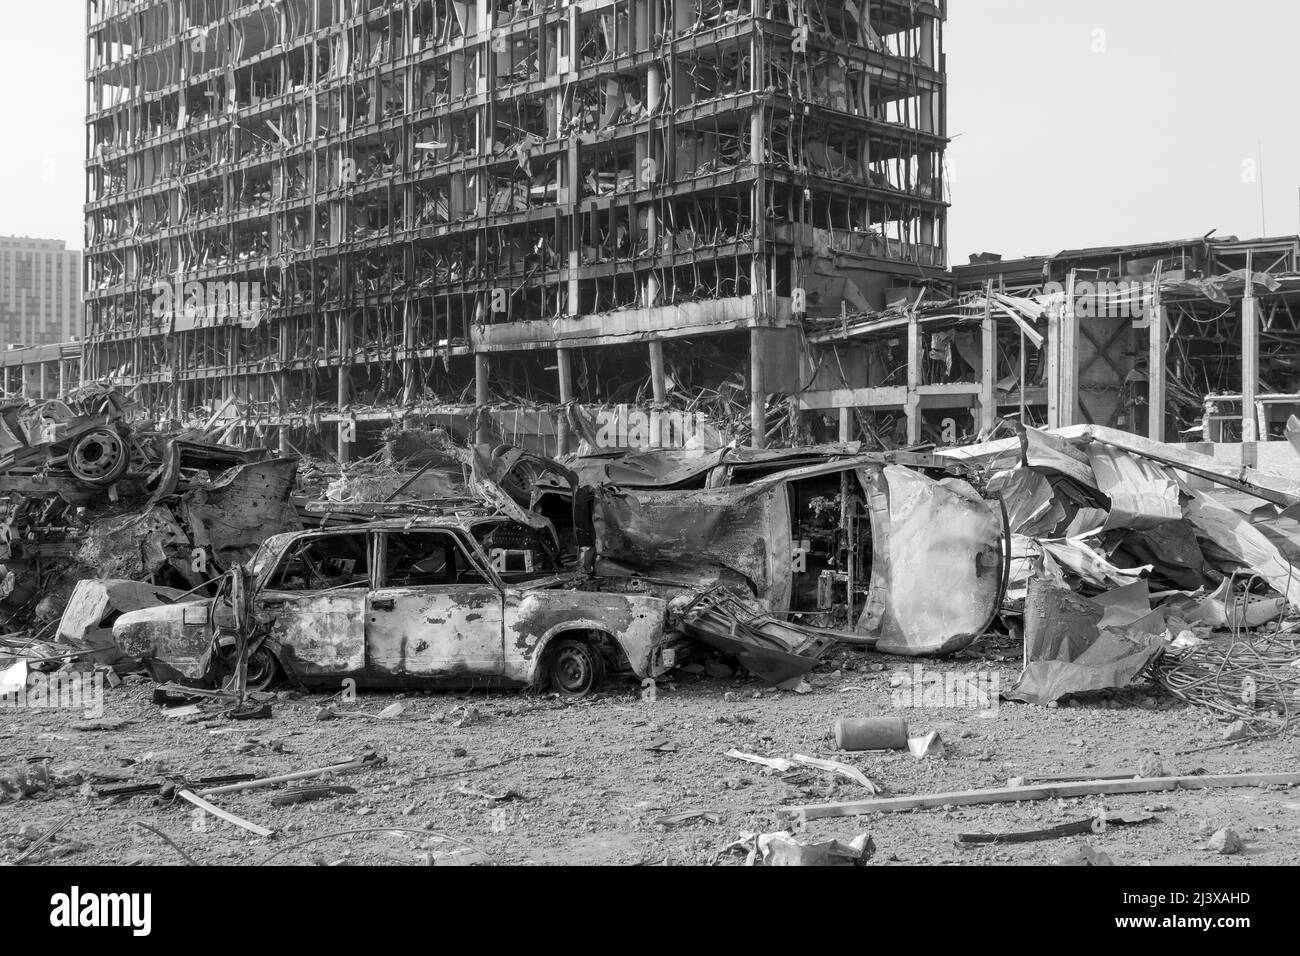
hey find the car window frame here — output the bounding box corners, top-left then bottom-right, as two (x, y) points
(375, 527), (505, 592)
(260, 529), (377, 595)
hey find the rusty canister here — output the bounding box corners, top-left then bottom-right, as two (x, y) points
(835, 716), (908, 751)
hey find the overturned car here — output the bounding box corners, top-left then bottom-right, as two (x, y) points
(112, 512), (679, 696)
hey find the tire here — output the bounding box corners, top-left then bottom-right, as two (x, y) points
(546, 637), (605, 697)
(68, 428), (130, 486)
(243, 646), (281, 692)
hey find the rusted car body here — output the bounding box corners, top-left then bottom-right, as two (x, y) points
(583, 449), (1009, 656)
(112, 513), (677, 694)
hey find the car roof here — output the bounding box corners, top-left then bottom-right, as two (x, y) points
(301, 513), (511, 533)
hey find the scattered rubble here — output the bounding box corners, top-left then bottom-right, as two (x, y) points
(4, 398), (1300, 868)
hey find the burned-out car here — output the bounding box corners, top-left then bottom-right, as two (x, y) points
(112, 513), (679, 696)
(577, 447), (1010, 657)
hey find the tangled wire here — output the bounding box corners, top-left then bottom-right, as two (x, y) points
(1156, 627), (1300, 736)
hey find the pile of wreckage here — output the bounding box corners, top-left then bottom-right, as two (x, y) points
(1, 393), (1298, 741)
(0, 386), (300, 689)
(944, 422), (1300, 735)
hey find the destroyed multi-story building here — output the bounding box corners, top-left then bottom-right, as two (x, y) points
(84, 0), (948, 455)
(796, 232), (1300, 466)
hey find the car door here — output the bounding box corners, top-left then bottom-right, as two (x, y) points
(856, 465), (1008, 655)
(257, 530), (371, 679)
(367, 529), (505, 682)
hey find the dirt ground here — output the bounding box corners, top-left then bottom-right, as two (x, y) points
(3, 639), (1298, 866)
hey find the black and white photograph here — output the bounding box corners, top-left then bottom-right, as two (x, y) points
(0, 0), (1292, 929)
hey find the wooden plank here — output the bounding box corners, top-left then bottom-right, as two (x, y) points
(177, 789), (274, 838)
(787, 771), (1300, 821)
(197, 755), (380, 797)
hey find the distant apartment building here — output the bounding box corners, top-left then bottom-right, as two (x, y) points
(0, 237), (83, 349)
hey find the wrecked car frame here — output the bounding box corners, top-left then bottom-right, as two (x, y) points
(589, 451), (1011, 656)
(112, 513), (677, 695)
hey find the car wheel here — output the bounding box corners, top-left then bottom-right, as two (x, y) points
(68, 428), (130, 486)
(243, 647), (281, 692)
(547, 638), (604, 697)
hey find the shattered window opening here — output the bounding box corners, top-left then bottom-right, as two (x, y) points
(266, 532), (371, 592)
(381, 530), (473, 587)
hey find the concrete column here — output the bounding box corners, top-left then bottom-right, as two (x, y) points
(402, 304), (417, 405)
(1242, 250), (1259, 443)
(556, 346), (573, 454)
(839, 406), (851, 443)
(979, 281), (996, 433)
(1047, 296), (1061, 428)
(1148, 294), (1166, 442)
(649, 339), (666, 403)
(1059, 269), (1078, 427)
(566, 143), (580, 316)
(336, 362), (349, 463)
(645, 62), (662, 308)
(750, 328), (766, 448)
(475, 351), (490, 446)
(905, 313), (921, 444)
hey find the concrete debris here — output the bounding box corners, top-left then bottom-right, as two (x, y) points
(0, 762), (51, 804)
(1200, 828), (1244, 855)
(1057, 844), (1115, 866)
(1221, 720), (1252, 741)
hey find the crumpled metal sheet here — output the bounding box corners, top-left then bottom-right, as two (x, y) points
(1162, 268), (1281, 305)
(678, 586), (834, 685)
(1111, 521), (1208, 591)
(568, 447), (727, 490)
(1006, 577), (1166, 705)
(1038, 536), (1150, 589)
(180, 457), (301, 572)
(860, 465), (1005, 656)
(593, 483), (792, 611)
(1185, 488), (1300, 609)
(987, 467), (1060, 536)
(1087, 442), (1181, 530)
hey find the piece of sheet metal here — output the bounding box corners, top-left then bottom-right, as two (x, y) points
(858, 465), (1006, 656)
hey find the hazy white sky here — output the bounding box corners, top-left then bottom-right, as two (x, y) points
(946, 0), (1299, 259)
(0, 1), (1295, 261)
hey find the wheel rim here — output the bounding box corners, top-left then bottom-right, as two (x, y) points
(69, 430), (127, 483)
(552, 646), (592, 694)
